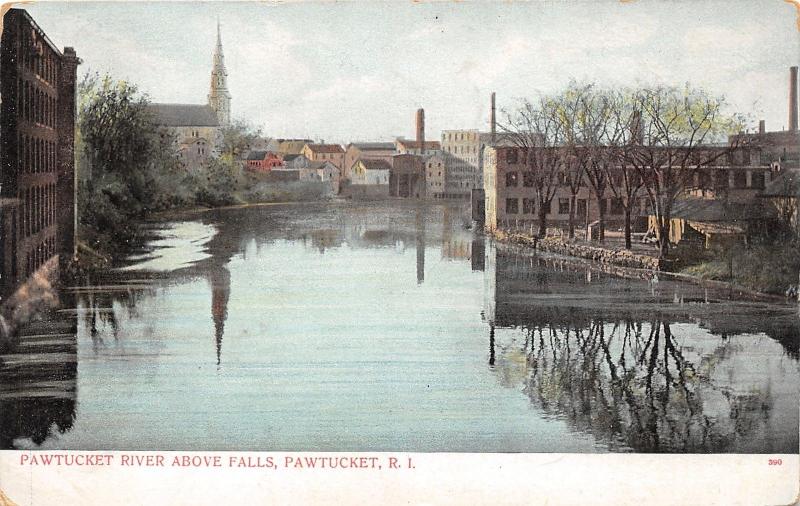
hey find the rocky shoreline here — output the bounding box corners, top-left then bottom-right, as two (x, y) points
(490, 230), (792, 303)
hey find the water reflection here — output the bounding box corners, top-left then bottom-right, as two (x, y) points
(0, 291), (77, 448)
(2, 201), (797, 452)
(486, 247), (800, 453)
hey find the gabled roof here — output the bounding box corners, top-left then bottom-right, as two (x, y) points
(147, 103), (220, 127)
(282, 154), (301, 162)
(305, 143), (345, 154)
(359, 159), (392, 171)
(246, 150), (269, 161)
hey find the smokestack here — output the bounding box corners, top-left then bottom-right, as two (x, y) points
(490, 92), (496, 143)
(790, 66), (798, 132)
(631, 110), (643, 145)
(759, 120), (765, 135)
(416, 108), (425, 153)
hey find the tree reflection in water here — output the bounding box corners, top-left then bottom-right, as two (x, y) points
(487, 250), (799, 453)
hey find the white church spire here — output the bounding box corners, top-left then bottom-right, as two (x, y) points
(208, 19), (231, 126)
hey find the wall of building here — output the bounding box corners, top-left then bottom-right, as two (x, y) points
(1, 9), (79, 298)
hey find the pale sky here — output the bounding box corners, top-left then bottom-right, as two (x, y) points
(21, 1), (800, 143)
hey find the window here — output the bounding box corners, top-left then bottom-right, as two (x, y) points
(576, 199), (587, 217)
(610, 197), (624, 215)
(714, 169), (729, 189)
(751, 171), (765, 189)
(523, 198), (535, 215)
(559, 198), (570, 214)
(506, 149), (518, 164)
(523, 171), (535, 187)
(733, 171), (747, 189)
(505, 198), (519, 214)
(505, 171), (518, 187)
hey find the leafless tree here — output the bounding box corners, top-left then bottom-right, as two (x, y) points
(624, 85), (747, 259)
(603, 90), (646, 249)
(500, 95), (565, 238)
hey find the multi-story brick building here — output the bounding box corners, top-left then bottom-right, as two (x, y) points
(483, 144), (775, 244)
(0, 8), (79, 297)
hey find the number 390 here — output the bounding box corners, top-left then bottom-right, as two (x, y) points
(768, 459), (782, 466)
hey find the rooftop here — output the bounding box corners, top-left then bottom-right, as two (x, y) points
(396, 139), (441, 150)
(246, 150), (269, 161)
(305, 143), (345, 154)
(147, 103), (220, 127)
(350, 142), (397, 151)
(359, 159), (392, 171)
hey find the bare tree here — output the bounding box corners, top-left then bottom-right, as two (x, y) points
(500, 95), (565, 238)
(577, 88), (622, 243)
(603, 90), (646, 249)
(555, 82), (592, 239)
(625, 85), (746, 259)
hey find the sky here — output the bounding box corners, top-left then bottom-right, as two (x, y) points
(19, 0), (800, 143)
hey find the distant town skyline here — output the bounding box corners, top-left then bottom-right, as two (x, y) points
(24, 1), (800, 143)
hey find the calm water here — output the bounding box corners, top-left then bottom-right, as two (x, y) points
(1, 201), (798, 452)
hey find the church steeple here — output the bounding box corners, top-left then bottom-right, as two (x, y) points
(208, 19), (231, 126)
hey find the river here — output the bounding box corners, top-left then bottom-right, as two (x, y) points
(1, 201), (798, 452)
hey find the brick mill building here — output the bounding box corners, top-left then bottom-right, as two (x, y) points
(0, 8), (80, 298)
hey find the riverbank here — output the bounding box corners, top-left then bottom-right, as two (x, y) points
(491, 229), (796, 303)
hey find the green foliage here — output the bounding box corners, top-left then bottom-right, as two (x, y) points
(681, 239), (800, 295)
(77, 72), (196, 255)
(219, 119), (262, 159)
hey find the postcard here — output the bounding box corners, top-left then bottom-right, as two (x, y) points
(0, 1), (798, 504)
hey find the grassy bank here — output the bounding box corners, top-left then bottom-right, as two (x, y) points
(681, 242), (800, 296)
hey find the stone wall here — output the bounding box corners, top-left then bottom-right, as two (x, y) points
(492, 229), (663, 271)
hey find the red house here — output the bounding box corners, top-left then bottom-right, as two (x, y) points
(245, 150), (284, 172)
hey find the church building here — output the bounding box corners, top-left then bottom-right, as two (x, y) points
(148, 22), (232, 166)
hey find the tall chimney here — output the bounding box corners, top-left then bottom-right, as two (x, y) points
(416, 108), (425, 153)
(631, 110), (643, 145)
(790, 66), (798, 132)
(490, 92), (496, 143)
(758, 119), (765, 135)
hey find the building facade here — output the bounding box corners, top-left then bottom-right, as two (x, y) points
(484, 145), (777, 243)
(0, 8), (79, 297)
(301, 143), (345, 170)
(389, 154), (425, 198)
(343, 142), (396, 182)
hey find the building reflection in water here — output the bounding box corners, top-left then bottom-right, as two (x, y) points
(416, 207), (425, 284)
(0, 290), (78, 449)
(484, 244), (800, 453)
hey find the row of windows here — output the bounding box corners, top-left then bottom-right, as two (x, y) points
(444, 132), (478, 142)
(505, 169), (768, 190)
(505, 197), (630, 216)
(25, 236), (57, 279)
(18, 78), (58, 127)
(445, 145), (478, 156)
(19, 37), (59, 84)
(18, 134), (57, 174)
(21, 183), (57, 238)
